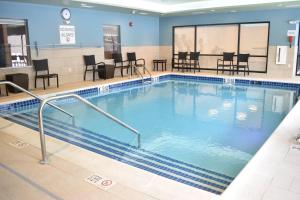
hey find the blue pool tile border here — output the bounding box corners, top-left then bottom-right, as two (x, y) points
(22, 112), (233, 185)
(234, 79), (300, 93)
(170, 74), (224, 83)
(24, 112), (234, 181)
(2, 74), (300, 112)
(3, 113), (225, 195)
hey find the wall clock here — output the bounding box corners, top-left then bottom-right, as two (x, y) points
(61, 8), (71, 20)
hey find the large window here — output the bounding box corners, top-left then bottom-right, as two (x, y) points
(103, 25), (121, 59)
(174, 27), (195, 53)
(0, 19), (31, 68)
(196, 24), (239, 68)
(173, 22), (270, 73)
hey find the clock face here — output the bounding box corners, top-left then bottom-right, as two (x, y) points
(61, 8), (71, 20)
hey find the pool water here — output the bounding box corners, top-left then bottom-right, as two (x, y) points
(43, 80), (296, 177)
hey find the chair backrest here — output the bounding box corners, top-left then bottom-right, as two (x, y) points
(127, 52), (136, 62)
(32, 59), (49, 72)
(190, 52), (200, 61)
(112, 53), (123, 63)
(223, 52), (235, 61)
(238, 54), (250, 63)
(83, 55), (96, 66)
(178, 52), (188, 60)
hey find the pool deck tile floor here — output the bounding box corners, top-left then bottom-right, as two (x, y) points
(1, 71), (300, 199)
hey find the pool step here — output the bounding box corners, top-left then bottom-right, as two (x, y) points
(1, 112), (233, 195)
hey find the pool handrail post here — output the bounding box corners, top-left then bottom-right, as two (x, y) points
(38, 93), (141, 164)
(132, 65), (152, 84)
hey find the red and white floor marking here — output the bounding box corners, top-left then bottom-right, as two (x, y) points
(85, 174), (116, 190)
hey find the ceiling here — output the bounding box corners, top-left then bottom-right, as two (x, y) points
(2, 0), (300, 16)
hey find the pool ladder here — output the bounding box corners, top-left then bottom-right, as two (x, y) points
(0, 81), (141, 164)
(133, 65), (152, 84)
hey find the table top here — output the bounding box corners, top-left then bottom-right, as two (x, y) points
(153, 59), (167, 62)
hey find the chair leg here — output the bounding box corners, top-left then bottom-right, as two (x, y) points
(93, 71), (95, 81)
(48, 77), (50, 86)
(121, 68), (123, 77)
(247, 65), (250, 75)
(35, 77), (37, 88)
(43, 78), (46, 90)
(5, 85), (8, 96)
(84, 70), (87, 81)
(56, 76), (59, 88)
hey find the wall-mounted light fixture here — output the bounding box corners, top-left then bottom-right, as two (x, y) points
(289, 20), (300, 24)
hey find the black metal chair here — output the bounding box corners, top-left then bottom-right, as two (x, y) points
(32, 59), (59, 90)
(127, 52), (145, 75)
(236, 54), (250, 76)
(188, 52), (200, 73)
(112, 53), (130, 77)
(83, 55), (105, 81)
(217, 52), (235, 75)
(172, 52), (188, 72)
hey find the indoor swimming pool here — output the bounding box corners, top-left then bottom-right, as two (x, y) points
(0, 75), (298, 194)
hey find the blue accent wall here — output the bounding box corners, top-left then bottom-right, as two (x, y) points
(0, 1), (299, 47)
(159, 8), (300, 46)
(0, 1), (159, 47)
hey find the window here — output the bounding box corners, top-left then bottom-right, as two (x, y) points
(103, 25), (121, 59)
(0, 19), (31, 68)
(174, 27), (195, 53)
(172, 22), (270, 73)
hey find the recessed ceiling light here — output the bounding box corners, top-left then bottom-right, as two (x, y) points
(139, 12), (148, 15)
(285, 4), (300, 8)
(80, 3), (94, 8)
(192, 11), (206, 15)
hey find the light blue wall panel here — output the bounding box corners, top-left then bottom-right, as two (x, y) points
(159, 8), (300, 46)
(0, 1), (159, 46)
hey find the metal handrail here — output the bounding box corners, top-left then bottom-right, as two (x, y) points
(133, 65), (144, 83)
(133, 66), (152, 84)
(144, 67), (153, 81)
(38, 94), (141, 164)
(0, 81), (74, 122)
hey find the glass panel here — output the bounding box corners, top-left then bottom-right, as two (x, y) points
(174, 27), (195, 53)
(240, 23), (269, 56)
(199, 55), (238, 69)
(196, 25), (238, 54)
(0, 19), (30, 68)
(103, 25), (121, 59)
